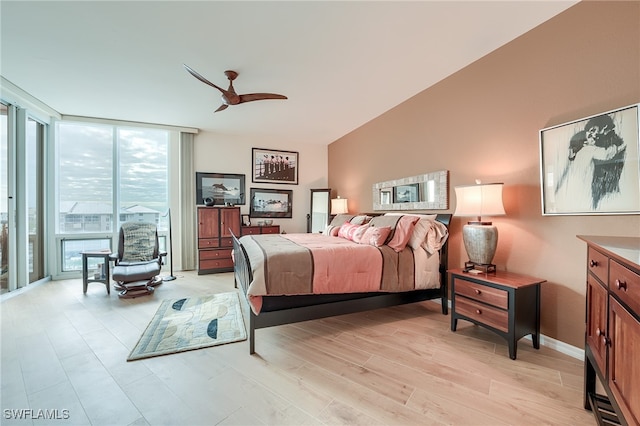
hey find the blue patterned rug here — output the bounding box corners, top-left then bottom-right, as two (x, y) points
(128, 292), (247, 361)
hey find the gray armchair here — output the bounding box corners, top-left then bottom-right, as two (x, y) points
(110, 222), (166, 298)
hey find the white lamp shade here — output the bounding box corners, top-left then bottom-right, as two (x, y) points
(454, 183), (505, 218)
(331, 198), (349, 215)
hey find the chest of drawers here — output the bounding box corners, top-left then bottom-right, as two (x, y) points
(197, 206), (241, 274)
(579, 236), (640, 426)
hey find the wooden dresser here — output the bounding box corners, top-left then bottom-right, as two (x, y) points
(197, 206), (241, 274)
(579, 236), (640, 426)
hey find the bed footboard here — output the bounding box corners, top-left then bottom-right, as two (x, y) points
(232, 233), (252, 294)
(232, 233), (260, 353)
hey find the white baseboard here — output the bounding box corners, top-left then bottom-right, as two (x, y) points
(524, 334), (584, 360)
(0, 276), (51, 302)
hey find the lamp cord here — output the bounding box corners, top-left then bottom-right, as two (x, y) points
(162, 208), (176, 281)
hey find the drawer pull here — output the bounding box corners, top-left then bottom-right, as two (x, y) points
(474, 289), (482, 295)
(589, 260), (599, 268)
(596, 327), (602, 336)
(476, 309), (482, 315)
(615, 279), (627, 291)
(602, 335), (611, 347)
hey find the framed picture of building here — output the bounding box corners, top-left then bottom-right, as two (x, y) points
(539, 104), (639, 215)
(252, 148), (298, 185)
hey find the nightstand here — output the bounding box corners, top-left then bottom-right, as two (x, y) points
(449, 268), (545, 360)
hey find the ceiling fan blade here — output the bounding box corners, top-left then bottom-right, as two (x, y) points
(239, 93), (288, 104)
(183, 64), (226, 93)
(214, 104), (229, 113)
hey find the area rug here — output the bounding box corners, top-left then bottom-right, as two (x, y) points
(127, 292), (247, 361)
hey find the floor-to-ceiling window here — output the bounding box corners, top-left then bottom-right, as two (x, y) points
(0, 103), (9, 293)
(26, 117), (45, 283)
(55, 121), (170, 276)
(0, 103), (46, 293)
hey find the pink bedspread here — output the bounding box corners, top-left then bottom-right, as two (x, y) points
(284, 233), (382, 293)
(240, 233), (386, 313)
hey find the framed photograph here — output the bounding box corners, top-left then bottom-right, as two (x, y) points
(539, 103), (639, 215)
(250, 188), (292, 218)
(195, 172), (245, 206)
(393, 183), (419, 203)
(252, 148), (298, 185)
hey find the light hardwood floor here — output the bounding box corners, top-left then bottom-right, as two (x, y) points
(1, 271), (594, 425)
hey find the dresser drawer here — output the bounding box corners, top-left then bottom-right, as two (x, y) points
(220, 237), (234, 248)
(261, 226), (280, 234)
(241, 226), (261, 236)
(610, 260), (640, 314)
(199, 248), (232, 261)
(588, 247), (609, 285)
(199, 258), (234, 270)
(455, 296), (508, 333)
(198, 238), (219, 249)
(455, 278), (508, 310)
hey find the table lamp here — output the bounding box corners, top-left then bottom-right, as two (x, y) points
(454, 182), (505, 273)
(331, 196), (349, 215)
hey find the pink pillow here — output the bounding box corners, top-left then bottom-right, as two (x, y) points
(338, 222), (357, 239)
(387, 215), (420, 252)
(360, 226), (391, 247)
(351, 224), (369, 243)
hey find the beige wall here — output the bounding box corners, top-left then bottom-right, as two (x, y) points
(328, 1), (640, 349)
(194, 132), (328, 234)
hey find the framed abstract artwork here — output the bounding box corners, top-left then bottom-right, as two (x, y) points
(252, 148), (298, 185)
(249, 187), (293, 218)
(539, 104), (639, 215)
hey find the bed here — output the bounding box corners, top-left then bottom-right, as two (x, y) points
(232, 212), (451, 354)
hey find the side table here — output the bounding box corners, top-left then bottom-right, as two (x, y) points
(82, 250), (111, 295)
(449, 268), (545, 360)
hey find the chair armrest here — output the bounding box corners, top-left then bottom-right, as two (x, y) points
(109, 253), (119, 265)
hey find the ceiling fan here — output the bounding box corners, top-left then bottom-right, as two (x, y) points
(183, 64), (287, 112)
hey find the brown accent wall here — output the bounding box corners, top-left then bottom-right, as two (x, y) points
(328, 1), (640, 349)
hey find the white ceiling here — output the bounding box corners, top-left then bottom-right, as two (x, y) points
(1, 1), (578, 145)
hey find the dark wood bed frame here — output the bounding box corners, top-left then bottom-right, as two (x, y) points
(232, 213), (452, 354)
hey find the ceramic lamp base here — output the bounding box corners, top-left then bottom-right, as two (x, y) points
(462, 223), (498, 266)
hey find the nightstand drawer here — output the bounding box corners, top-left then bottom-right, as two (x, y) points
(455, 278), (508, 309)
(456, 296), (508, 333)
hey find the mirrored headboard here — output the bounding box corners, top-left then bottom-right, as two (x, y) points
(372, 170), (449, 211)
